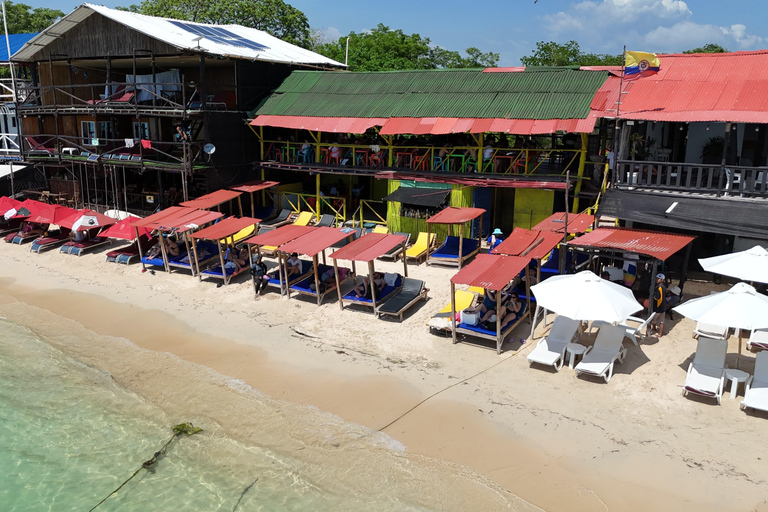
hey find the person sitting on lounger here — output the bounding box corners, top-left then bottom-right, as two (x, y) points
(310, 268), (336, 293)
(465, 288), (498, 322)
(286, 252), (302, 279)
(146, 238), (179, 260)
(167, 239), (180, 257)
(69, 229), (87, 243)
(21, 221), (44, 238)
(353, 272), (385, 299)
(498, 292), (522, 324)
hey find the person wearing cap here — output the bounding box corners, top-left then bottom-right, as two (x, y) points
(487, 228), (504, 250)
(648, 273), (668, 337)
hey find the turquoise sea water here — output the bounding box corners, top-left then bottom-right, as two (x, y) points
(0, 319), (436, 512)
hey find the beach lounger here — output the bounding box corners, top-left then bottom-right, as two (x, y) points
(747, 328), (768, 351)
(527, 316), (581, 371)
(7, 231), (39, 244)
(259, 209), (292, 231)
(107, 237), (154, 264)
(292, 211), (314, 227)
(693, 322), (729, 341)
(60, 237), (110, 256)
(405, 232), (436, 263)
(427, 289), (479, 334)
(741, 351), (768, 413)
(343, 273), (403, 308)
(30, 233), (69, 253)
(291, 265), (353, 304)
(376, 278), (428, 320)
(263, 258), (313, 294)
(171, 241), (219, 273)
(618, 314), (654, 347)
(377, 232), (410, 261)
(372, 225), (389, 234)
(683, 336), (727, 404)
(455, 302), (528, 354)
(315, 214), (336, 227)
(574, 325), (628, 383)
(427, 236), (480, 266)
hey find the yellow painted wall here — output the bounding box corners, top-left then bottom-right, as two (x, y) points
(513, 189), (554, 230)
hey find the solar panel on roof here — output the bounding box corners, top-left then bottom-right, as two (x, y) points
(169, 20), (269, 52)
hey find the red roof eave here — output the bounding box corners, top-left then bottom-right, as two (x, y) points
(179, 189), (242, 210)
(329, 233), (407, 262)
(426, 207), (486, 225)
(533, 212), (594, 234)
(569, 227), (696, 261)
(191, 217), (261, 240)
(243, 224), (316, 247)
(451, 254), (530, 291)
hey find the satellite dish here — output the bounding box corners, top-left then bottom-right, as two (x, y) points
(203, 143), (216, 155)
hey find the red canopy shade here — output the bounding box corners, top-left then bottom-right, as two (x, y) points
(250, 115), (388, 134)
(426, 207), (486, 225)
(230, 180), (280, 194)
(0, 196), (21, 215)
(180, 189), (242, 210)
(133, 206), (190, 229)
(451, 254), (530, 291)
(27, 204), (79, 225)
(169, 210), (225, 233)
(279, 227), (352, 257)
(191, 217), (261, 241)
(330, 233), (407, 262)
(101, 217), (151, 240)
(533, 212), (594, 234)
(133, 206), (223, 232)
(492, 228), (563, 260)
(243, 224), (316, 247)
(59, 209), (117, 231)
(568, 227), (695, 261)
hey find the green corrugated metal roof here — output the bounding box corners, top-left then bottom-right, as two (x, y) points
(250, 68), (608, 120)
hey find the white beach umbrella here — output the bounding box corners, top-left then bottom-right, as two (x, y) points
(699, 245), (768, 284)
(530, 270), (643, 323)
(673, 282), (768, 367)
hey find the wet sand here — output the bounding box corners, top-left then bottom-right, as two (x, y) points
(1, 245), (767, 511)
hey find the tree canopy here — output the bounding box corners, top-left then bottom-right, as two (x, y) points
(119, 0), (311, 48)
(521, 41), (622, 67)
(313, 24), (499, 71)
(5, 0), (63, 33)
(683, 43), (728, 54)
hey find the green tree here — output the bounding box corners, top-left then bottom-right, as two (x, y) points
(314, 24), (498, 71)
(521, 40), (622, 67)
(683, 43), (728, 54)
(4, 0), (63, 33)
(120, 0), (310, 48)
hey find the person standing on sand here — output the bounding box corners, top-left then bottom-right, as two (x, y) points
(648, 273), (668, 337)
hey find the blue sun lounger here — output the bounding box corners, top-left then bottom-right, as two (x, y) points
(427, 236), (479, 267)
(342, 274), (403, 308)
(456, 302), (528, 354)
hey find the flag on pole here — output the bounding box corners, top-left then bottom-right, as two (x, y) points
(624, 51), (660, 79)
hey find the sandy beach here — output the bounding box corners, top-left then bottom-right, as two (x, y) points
(2, 243), (767, 512)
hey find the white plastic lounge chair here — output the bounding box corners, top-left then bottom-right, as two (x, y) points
(574, 325), (628, 383)
(747, 328), (768, 351)
(741, 351), (768, 413)
(693, 322), (729, 341)
(683, 336), (727, 404)
(619, 314), (653, 346)
(527, 316), (581, 371)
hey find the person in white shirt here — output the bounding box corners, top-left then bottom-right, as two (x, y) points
(286, 252), (303, 279)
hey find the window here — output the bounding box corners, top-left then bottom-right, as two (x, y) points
(133, 122), (149, 140)
(81, 121), (96, 145)
(98, 121), (113, 140)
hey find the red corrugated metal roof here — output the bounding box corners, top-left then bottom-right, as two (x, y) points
(426, 207), (486, 225)
(533, 212), (594, 234)
(451, 254), (530, 291)
(619, 51), (768, 123)
(132, 206), (223, 232)
(132, 206), (188, 229)
(589, 75), (621, 119)
(230, 180), (280, 193)
(374, 171), (568, 190)
(279, 227), (352, 257)
(180, 189), (242, 210)
(191, 217), (261, 240)
(250, 115), (387, 133)
(243, 224), (316, 247)
(569, 227), (695, 261)
(483, 66), (622, 73)
(329, 233), (407, 262)
(492, 228), (563, 260)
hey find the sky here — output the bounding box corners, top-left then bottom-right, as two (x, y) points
(30, 0), (768, 66)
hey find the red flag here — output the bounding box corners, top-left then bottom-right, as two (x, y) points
(141, 139), (152, 150)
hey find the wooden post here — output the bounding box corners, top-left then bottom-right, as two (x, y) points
(496, 288), (502, 354)
(426, 221), (431, 266)
(458, 228), (464, 269)
(333, 258), (343, 311)
(277, 251), (286, 296)
(315, 172), (321, 218)
(237, 195), (244, 218)
(158, 231), (170, 272)
(136, 226), (146, 271)
(402, 240), (408, 277)
(649, 259), (658, 316)
(451, 281), (457, 344)
(679, 242), (692, 293)
(191, 235), (203, 280)
(182, 233), (194, 276)
(368, 260), (377, 310)
(313, 254), (321, 305)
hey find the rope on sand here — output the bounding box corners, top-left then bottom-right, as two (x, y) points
(89, 423), (203, 512)
(377, 351), (521, 432)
